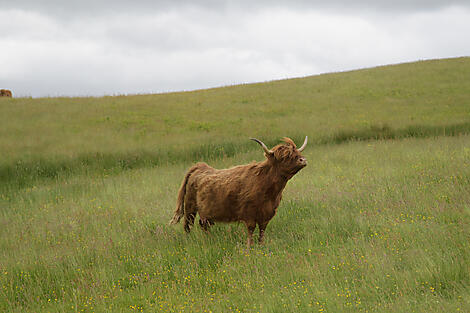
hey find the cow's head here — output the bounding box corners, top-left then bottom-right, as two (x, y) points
(251, 136), (307, 177)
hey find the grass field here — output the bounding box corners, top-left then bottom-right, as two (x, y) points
(1, 57), (470, 312)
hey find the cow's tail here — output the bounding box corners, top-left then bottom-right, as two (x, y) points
(169, 166), (198, 225)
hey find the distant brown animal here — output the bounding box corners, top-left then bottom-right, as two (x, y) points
(169, 136), (308, 247)
(0, 89), (12, 97)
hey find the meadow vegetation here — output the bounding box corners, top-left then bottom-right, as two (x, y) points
(1, 57), (469, 312)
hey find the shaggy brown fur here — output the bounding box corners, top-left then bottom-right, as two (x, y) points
(169, 137), (307, 247)
(0, 89), (12, 97)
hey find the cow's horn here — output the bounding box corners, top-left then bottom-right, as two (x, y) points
(297, 136), (308, 152)
(250, 138), (273, 155)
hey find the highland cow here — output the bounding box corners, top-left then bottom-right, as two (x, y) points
(0, 89), (12, 97)
(169, 136), (308, 247)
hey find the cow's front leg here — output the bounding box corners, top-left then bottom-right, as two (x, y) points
(245, 221), (256, 248)
(258, 221), (269, 245)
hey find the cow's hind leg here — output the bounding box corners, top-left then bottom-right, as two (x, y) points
(199, 217), (214, 232)
(183, 205), (197, 233)
(183, 213), (196, 233)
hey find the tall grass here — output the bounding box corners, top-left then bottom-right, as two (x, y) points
(1, 135), (469, 312)
(2, 121), (470, 193)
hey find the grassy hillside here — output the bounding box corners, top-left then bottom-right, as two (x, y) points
(1, 57), (470, 312)
(1, 58), (470, 184)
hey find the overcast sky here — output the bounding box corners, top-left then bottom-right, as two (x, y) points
(1, 1), (469, 97)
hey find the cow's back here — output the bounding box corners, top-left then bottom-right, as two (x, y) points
(193, 163), (261, 222)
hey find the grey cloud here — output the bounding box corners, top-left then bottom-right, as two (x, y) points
(2, 0), (470, 18)
(1, 3), (469, 97)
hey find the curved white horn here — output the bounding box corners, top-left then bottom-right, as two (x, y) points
(297, 136), (308, 152)
(250, 138), (273, 155)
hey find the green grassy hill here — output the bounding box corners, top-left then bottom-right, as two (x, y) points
(1, 58), (469, 190)
(1, 57), (469, 312)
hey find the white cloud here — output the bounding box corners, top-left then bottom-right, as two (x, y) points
(0, 6), (469, 97)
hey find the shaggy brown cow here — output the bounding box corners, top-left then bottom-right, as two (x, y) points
(0, 89), (12, 97)
(169, 136), (308, 247)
